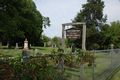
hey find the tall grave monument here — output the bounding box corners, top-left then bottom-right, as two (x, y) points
(22, 38), (30, 56)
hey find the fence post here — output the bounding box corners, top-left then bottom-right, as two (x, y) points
(61, 55), (64, 75)
(80, 63), (84, 80)
(80, 52), (84, 80)
(111, 44), (114, 74)
(93, 50), (95, 80)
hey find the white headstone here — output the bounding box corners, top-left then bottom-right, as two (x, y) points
(30, 44), (31, 47)
(44, 43), (46, 47)
(35, 49), (38, 54)
(15, 43), (19, 49)
(52, 45), (53, 47)
(23, 38), (29, 50)
(7, 41), (9, 48)
(55, 44), (56, 47)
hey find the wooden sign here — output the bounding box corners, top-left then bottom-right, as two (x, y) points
(66, 28), (81, 40)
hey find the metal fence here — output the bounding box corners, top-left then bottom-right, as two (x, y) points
(92, 49), (120, 80)
(0, 49), (120, 80)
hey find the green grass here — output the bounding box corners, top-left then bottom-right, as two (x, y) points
(106, 66), (120, 80)
(110, 70), (120, 80)
(0, 46), (72, 57)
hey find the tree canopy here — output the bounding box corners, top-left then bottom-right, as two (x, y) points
(72, 0), (107, 29)
(0, 0), (50, 47)
(70, 0), (108, 50)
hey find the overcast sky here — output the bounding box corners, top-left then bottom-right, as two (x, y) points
(33, 0), (120, 38)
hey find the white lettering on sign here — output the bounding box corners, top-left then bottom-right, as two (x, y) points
(66, 28), (81, 40)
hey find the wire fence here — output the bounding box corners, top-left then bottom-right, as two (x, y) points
(93, 49), (120, 80)
(0, 49), (120, 80)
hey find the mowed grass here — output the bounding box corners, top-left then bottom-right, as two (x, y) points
(0, 46), (72, 57)
(110, 70), (120, 80)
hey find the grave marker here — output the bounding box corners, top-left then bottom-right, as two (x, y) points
(55, 44), (56, 47)
(5, 50), (8, 53)
(72, 45), (75, 52)
(22, 38), (30, 56)
(35, 49), (38, 54)
(7, 41), (9, 48)
(11, 50), (14, 52)
(44, 43), (46, 47)
(0, 42), (2, 46)
(15, 43), (19, 50)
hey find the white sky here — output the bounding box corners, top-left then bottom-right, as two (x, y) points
(33, 0), (120, 38)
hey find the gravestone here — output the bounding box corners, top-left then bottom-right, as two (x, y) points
(30, 44), (31, 47)
(5, 50), (9, 53)
(52, 45), (53, 47)
(22, 38), (30, 56)
(55, 44), (56, 47)
(0, 42), (2, 46)
(35, 49), (38, 55)
(44, 43), (46, 47)
(11, 50), (14, 52)
(15, 43), (19, 50)
(19, 50), (22, 52)
(7, 41), (9, 48)
(72, 45), (75, 52)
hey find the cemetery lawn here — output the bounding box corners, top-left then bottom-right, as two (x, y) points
(0, 46), (71, 57)
(110, 70), (120, 80)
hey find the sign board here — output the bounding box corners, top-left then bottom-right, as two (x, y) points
(66, 28), (81, 40)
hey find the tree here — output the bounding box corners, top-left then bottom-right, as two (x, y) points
(0, 0), (50, 47)
(73, 0), (107, 29)
(98, 24), (110, 49)
(52, 36), (58, 45)
(51, 36), (62, 47)
(71, 0), (107, 50)
(104, 20), (120, 48)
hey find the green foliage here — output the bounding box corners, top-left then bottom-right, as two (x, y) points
(41, 34), (49, 43)
(71, 0), (107, 50)
(51, 36), (62, 47)
(104, 20), (120, 48)
(0, 0), (50, 46)
(0, 56), (51, 79)
(0, 47), (96, 79)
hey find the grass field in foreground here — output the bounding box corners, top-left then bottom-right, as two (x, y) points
(110, 70), (120, 80)
(0, 46), (120, 80)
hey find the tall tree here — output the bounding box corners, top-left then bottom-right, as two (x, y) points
(0, 0), (50, 47)
(73, 0), (107, 29)
(71, 0), (107, 50)
(104, 20), (120, 48)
